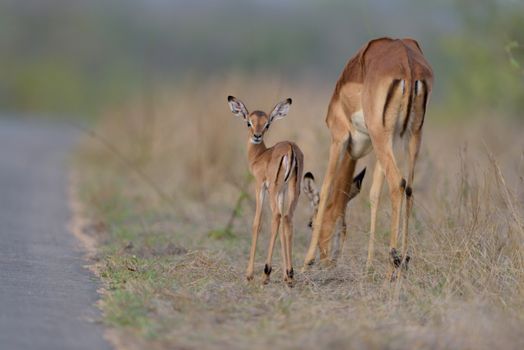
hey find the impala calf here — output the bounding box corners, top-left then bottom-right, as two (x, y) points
(227, 96), (303, 286)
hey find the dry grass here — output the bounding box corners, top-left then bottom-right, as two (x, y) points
(77, 75), (524, 350)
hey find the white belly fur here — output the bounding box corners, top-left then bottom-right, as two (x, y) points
(349, 110), (373, 159)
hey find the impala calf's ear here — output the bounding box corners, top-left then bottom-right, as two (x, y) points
(269, 98), (292, 122)
(227, 95), (249, 119)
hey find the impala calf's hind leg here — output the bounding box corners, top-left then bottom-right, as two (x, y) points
(283, 177), (300, 285)
(367, 116), (405, 280)
(264, 201), (281, 284)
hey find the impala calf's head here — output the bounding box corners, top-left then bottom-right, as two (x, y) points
(227, 96), (292, 144)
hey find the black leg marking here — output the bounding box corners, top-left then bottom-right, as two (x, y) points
(400, 178), (407, 191)
(403, 255), (411, 270)
(287, 268), (294, 279)
(264, 264), (272, 276)
(419, 81), (428, 131)
(390, 248), (402, 268)
(405, 186), (412, 197)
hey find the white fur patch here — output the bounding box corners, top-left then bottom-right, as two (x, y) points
(282, 153), (294, 183)
(415, 80), (424, 96)
(350, 110), (373, 159)
(285, 152), (295, 183)
(277, 192), (286, 214)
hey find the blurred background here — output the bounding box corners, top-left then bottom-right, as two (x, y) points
(3, 2), (524, 348)
(2, 0), (523, 120)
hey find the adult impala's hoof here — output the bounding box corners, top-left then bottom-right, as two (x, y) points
(302, 258), (315, 271)
(402, 255), (411, 270)
(320, 258), (336, 269)
(246, 274), (254, 281)
(389, 248), (402, 268)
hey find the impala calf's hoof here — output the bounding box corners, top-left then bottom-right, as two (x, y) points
(263, 264), (272, 284)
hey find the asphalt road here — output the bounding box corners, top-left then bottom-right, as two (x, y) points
(0, 118), (110, 350)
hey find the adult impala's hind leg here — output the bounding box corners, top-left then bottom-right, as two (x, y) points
(366, 161), (384, 270)
(369, 132), (405, 281)
(399, 81), (427, 274)
(247, 184), (265, 281)
(400, 127), (423, 272)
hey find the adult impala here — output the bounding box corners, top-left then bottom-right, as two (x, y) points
(228, 96), (303, 286)
(303, 37), (433, 279)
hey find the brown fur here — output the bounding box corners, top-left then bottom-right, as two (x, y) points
(228, 96), (304, 286)
(303, 38), (433, 279)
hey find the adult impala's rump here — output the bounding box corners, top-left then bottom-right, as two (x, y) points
(227, 96), (304, 286)
(303, 37), (433, 279)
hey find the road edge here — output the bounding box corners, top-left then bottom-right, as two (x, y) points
(68, 169), (124, 350)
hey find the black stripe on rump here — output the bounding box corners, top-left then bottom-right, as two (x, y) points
(418, 81), (428, 131)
